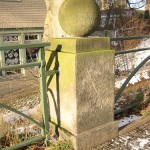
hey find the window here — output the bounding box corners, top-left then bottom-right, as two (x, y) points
(3, 35), (19, 42)
(25, 34), (38, 41)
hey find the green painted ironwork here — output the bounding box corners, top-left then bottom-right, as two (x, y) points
(0, 62), (41, 71)
(39, 48), (50, 145)
(114, 103), (138, 115)
(115, 47), (150, 55)
(4, 136), (45, 150)
(111, 35), (150, 41)
(0, 28), (44, 35)
(112, 35), (150, 115)
(0, 42), (52, 149)
(0, 103), (44, 130)
(46, 70), (59, 76)
(0, 42), (50, 51)
(115, 55), (150, 102)
(115, 99), (150, 115)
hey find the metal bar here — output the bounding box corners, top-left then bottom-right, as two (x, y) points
(0, 62), (41, 71)
(46, 70), (59, 76)
(4, 135), (45, 150)
(39, 48), (49, 141)
(0, 42), (50, 149)
(0, 42), (50, 51)
(0, 28), (44, 35)
(115, 47), (150, 55)
(111, 35), (150, 41)
(0, 103), (44, 130)
(115, 55), (150, 102)
(115, 99), (150, 115)
(114, 103), (138, 115)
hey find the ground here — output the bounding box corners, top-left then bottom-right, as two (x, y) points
(94, 121), (150, 150)
(0, 68), (40, 113)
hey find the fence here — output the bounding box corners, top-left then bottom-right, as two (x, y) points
(0, 42), (58, 150)
(0, 34), (150, 149)
(111, 35), (150, 115)
(0, 28), (43, 75)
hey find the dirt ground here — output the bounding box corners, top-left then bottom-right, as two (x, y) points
(0, 68), (40, 113)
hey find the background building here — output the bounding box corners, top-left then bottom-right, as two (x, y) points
(0, 0), (46, 75)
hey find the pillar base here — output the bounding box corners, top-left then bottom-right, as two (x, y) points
(50, 121), (118, 150)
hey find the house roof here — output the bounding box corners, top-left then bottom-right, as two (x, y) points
(0, 0), (46, 29)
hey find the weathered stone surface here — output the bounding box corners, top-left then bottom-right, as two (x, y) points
(50, 121), (118, 150)
(76, 51), (115, 133)
(48, 37), (110, 53)
(46, 37), (118, 149)
(43, 0), (67, 42)
(43, 0), (100, 41)
(74, 121), (118, 150)
(59, 0), (100, 37)
(46, 51), (77, 133)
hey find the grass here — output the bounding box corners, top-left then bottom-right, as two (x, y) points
(0, 117), (72, 150)
(0, 133), (72, 150)
(45, 141), (72, 150)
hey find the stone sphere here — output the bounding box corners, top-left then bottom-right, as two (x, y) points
(59, 0), (100, 37)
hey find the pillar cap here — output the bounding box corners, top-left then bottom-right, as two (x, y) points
(49, 37), (110, 53)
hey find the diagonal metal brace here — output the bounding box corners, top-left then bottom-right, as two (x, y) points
(0, 103), (44, 130)
(46, 70), (59, 76)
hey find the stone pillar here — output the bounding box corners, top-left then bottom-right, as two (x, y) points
(46, 37), (118, 150)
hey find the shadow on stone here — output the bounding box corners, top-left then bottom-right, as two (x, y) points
(46, 45), (61, 136)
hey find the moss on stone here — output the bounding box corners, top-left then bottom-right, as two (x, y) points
(49, 37), (110, 53)
(59, 0), (100, 37)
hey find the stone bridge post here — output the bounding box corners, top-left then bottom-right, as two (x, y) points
(45, 37), (118, 150)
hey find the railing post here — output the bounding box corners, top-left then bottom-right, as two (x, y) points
(19, 33), (26, 75)
(37, 34), (42, 42)
(39, 47), (49, 145)
(0, 36), (5, 75)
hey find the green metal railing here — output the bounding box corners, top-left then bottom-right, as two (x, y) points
(112, 35), (150, 55)
(111, 35), (150, 41)
(0, 28), (43, 35)
(114, 55), (150, 102)
(0, 28), (44, 76)
(114, 54), (150, 115)
(111, 35), (150, 115)
(115, 47), (150, 55)
(0, 34), (149, 148)
(0, 42), (57, 150)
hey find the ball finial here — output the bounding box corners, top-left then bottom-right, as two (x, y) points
(59, 0), (100, 37)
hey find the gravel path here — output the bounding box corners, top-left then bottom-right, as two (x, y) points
(0, 69), (40, 113)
